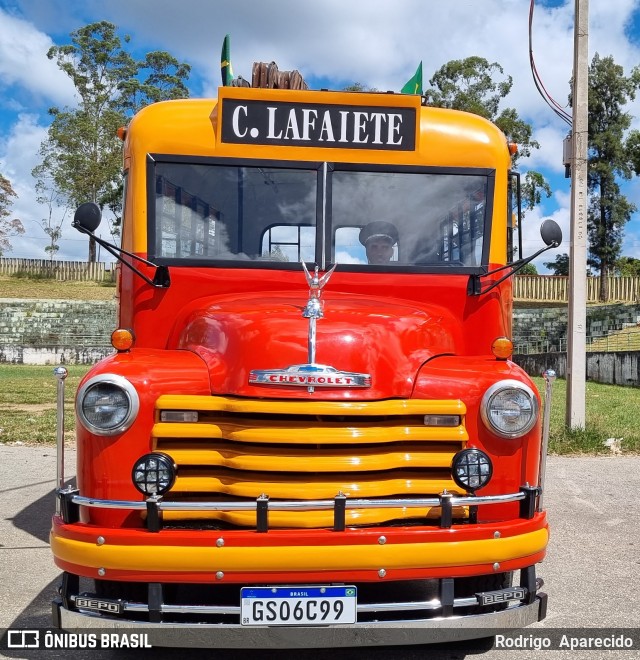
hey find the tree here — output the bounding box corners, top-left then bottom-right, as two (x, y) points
(425, 57), (540, 162)
(0, 174), (25, 256)
(521, 171), (552, 211)
(343, 82), (379, 93)
(118, 50), (191, 114)
(581, 54), (640, 300)
(615, 256), (640, 277)
(33, 21), (190, 262)
(32, 169), (67, 261)
(544, 253), (570, 276)
(519, 263), (538, 276)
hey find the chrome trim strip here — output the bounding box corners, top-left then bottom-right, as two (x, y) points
(538, 369), (556, 511)
(62, 491), (526, 512)
(321, 161), (327, 269)
(56, 598), (545, 647)
(53, 367), (68, 511)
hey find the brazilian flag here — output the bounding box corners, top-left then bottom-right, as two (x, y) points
(401, 62), (423, 95)
(221, 34), (233, 86)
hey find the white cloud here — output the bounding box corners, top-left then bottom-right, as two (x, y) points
(0, 113), (90, 261)
(0, 7), (75, 110)
(523, 125), (571, 174)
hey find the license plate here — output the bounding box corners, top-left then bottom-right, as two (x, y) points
(240, 586), (357, 626)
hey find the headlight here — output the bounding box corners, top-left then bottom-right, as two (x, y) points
(481, 380), (538, 438)
(76, 374), (139, 436)
(132, 453), (176, 495)
(452, 449), (493, 491)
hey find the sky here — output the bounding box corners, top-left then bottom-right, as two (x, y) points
(1, 0), (640, 271)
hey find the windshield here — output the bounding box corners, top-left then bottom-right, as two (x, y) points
(151, 159), (491, 270)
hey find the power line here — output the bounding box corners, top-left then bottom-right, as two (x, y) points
(529, 0), (573, 126)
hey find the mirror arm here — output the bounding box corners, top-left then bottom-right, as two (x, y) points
(73, 224), (170, 288)
(468, 241), (558, 296)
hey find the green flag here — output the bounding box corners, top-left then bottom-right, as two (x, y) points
(401, 62), (423, 95)
(221, 34), (233, 86)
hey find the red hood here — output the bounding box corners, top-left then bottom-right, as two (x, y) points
(174, 292), (461, 399)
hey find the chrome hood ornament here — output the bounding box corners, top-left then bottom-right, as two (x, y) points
(301, 261), (336, 321)
(249, 262), (371, 393)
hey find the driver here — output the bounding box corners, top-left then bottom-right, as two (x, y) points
(359, 221), (399, 264)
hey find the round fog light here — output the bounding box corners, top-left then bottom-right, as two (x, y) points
(132, 453), (176, 496)
(452, 449), (492, 492)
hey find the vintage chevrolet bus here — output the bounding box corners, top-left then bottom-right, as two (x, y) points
(51, 86), (560, 647)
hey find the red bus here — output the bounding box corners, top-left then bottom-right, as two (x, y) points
(52, 85), (560, 648)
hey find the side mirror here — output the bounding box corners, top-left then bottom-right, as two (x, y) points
(540, 219), (562, 247)
(73, 202), (102, 233)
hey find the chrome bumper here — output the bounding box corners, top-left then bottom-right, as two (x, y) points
(54, 595), (547, 648)
(57, 487), (540, 532)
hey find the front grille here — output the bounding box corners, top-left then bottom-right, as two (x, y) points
(152, 396), (468, 528)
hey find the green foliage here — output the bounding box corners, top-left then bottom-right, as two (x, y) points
(582, 54), (640, 299)
(426, 57), (511, 118)
(118, 50), (191, 114)
(0, 173), (25, 256)
(615, 256), (640, 276)
(519, 263), (538, 276)
(543, 252), (570, 276)
(32, 21), (190, 262)
(425, 57), (540, 163)
(521, 171), (552, 211)
(343, 82), (379, 92)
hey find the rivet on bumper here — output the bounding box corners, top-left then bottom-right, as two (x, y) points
(216, 571), (224, 580)
(97, 536), (105, 546)
(493, 563), (500, 571)
(216, 538), (225, 547)
(378, 569), (387, 578)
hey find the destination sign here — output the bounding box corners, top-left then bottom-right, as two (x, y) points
(221, 99), (416, 151)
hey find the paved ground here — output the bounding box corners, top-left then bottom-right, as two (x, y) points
(1, 446), (639, 659)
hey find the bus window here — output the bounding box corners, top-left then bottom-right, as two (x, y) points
(330, 169), (489, 268)
(261, 225), (316, 262)
(152, 163), (318, 262)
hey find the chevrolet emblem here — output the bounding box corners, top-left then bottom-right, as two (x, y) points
(249, 363), (371, 388)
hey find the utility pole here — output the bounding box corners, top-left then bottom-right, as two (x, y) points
(566, 0), (589, 429)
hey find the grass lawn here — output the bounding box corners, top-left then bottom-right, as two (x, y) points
(0, 364), (90, 444)
(532, 376), (639, 454)
(0, 364), (637, 453)
(0, 274), (115, 301)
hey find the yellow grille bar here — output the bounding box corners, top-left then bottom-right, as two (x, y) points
(171, 470), (458, 499)
(153, 422), (467, 445)
(156, 395), (466, 416)
(154, 441), (460, 471)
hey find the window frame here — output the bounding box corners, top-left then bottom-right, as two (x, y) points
(146, 154), (495, 274)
